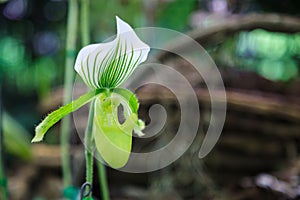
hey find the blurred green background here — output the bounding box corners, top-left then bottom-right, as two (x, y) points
(1, 0), (300, 199)
(1, 0), (300, 131)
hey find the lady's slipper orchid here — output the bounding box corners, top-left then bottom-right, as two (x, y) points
(32, 16), (150, 168)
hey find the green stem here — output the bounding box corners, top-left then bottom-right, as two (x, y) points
(61, 0), (79, 188)
(85, 101), (94, 198)
(80, 1), (110, 199)
(81, 0), (90, 46)
(97, 161), (110, 200)
(81, 0), (94, 198)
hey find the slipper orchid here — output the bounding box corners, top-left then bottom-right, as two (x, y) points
(32, 16), (150, 168)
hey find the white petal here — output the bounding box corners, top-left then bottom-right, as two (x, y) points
(116, 16), (132, 34)
(74, 17), (150, 89)
(74, 42), (117, 88)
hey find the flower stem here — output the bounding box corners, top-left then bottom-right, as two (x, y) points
(97, 161), (110, 200)
(81, 0), (94, 198)
(80, 1), (110, 199)
(84, 101), (94, 198)
(61, 0), (79, 188)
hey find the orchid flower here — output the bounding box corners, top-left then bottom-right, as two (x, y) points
(32, 17), (150, 168)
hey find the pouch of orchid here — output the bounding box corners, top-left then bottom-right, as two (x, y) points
(32, 17), (150, 169)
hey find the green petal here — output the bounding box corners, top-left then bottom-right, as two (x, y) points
(92, 90), (141, 168)
(32, 89), (104, 142)
(113, 88), (139, 113)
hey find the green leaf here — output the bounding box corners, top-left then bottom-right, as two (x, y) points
(32, 89), (105, 142)
(93, 91), (139, 168)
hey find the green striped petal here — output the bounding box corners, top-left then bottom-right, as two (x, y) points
(74, 16), (150, 89)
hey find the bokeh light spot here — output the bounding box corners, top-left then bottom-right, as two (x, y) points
(3, 0), (27, 20)
(0, 36), (25, 68)
(33, 31), (60, 56)
(258, 59), (298, 81)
